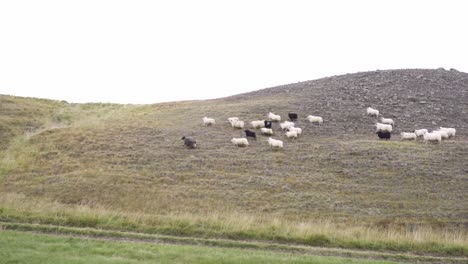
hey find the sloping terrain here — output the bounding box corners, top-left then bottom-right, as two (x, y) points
(0, 95), (65, 148)
(0, 69), (467, 260)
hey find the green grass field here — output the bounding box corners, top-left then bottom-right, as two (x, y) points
(0, 230), (403, 264)
(1, 193), (467, 258)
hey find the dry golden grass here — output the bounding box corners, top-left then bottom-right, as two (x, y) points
(0, 192), (466, 255)
(1, 95), (467, 223)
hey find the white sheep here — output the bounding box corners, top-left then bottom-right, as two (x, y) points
(232, 120), (244, 129)
(202, 117), (216, 126)
(423, 131), (442, 144)
(366, 107), (379, 117)
(285, 130), (298, 139)
(280, 121), (295, 131)
(251, 120), (266, 129)
(307, 115), (323, 125)
(231, 138), (249, 147)
(227, 117), (244, 129)
(375, 122), (393, 132)
(260, 128), (273, 135)
(414, 129), (428, 137)
(439, 127), (456, 137)
(268, 112), (281, 122)
(434, 130), (449, 139)
(268, 137), (283, 149)
(381, 117), (394, 126)
(227, 117), (239, 125)
(287, 127), (302, 136)
(400, 132), (417, 140)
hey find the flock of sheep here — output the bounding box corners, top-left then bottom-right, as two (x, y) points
(367, 107), (457, 144)
(182, 112), (323, 149)
(181, 107), (457, 149)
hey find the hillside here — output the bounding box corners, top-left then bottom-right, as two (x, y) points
(0, 96), (65, 148)
(0, 69), (467, 260)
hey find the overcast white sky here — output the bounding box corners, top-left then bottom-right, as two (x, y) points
(1, 1), (467, 104)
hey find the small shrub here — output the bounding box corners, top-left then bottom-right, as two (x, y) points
(303, 234), (332, 246)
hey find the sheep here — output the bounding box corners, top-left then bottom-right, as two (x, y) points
(381, 117), (394, 126)
(286, 127), (302, 136)
(232, 120), (245, 129)
(423, 131), (442, 144)
(375, 122), (393, 132)
(414, 129), (428, 137)
(400, 132), (417, 140)
(181, 136), (197, 149)
(267, 137), (283, 149)
(264, 120), (272, 128)
(366, 107), (379, 117)
(227, 117), (244, 129)
(202, 117), (216, 126)
(244, 130), (256, 139)
(280, 121), (295, 131)
(285, 130), (298, 139)
(251, 120), (266, 129)
(260, 128), (273, 136)
(288, 113), (298, 121)
(377, 131), (391, 140)
(231, 138), (249, 147)
(307, 115), (323, 125)
(434, 130), (449, 139)
(268, 112), (281, 122)
(439, 127), (456, 137)
(227, 117), (239, 125)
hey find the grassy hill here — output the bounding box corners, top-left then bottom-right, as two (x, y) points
(0, 68), (467, 259)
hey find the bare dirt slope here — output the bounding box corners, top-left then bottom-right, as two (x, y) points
(1, 68), (467, 226)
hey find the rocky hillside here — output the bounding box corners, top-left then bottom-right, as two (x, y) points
(0, 68), (467, 226)
(223, 68), (468, 136)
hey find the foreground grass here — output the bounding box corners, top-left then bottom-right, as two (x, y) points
(0, 230), (403, 264)
(0, 193), (466, 257)
(5, 222), (465, 263)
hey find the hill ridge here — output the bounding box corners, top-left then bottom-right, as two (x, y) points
(0, 68), (467, 250)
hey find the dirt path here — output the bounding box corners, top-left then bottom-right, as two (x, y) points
(1, 221), (467, 264)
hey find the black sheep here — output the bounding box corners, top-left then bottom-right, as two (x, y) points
(181, 136), (197, 148)
(288, 112), (298, 121)
(264, 120), (272, 128)
(244, 130), (256, 139)
(376, 131), (391, 140)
